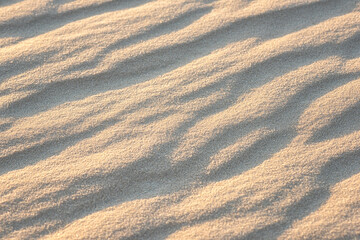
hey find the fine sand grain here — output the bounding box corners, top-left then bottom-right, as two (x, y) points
(1, 0), (360, 239)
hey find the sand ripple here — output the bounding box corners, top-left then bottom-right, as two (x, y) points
(1, 0), (360, 239)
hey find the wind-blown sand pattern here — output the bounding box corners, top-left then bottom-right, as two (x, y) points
(1, 0), (360, 239)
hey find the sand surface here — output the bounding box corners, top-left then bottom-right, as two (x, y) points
(1, 0), (360, 239)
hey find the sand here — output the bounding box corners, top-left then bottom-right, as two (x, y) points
(0, 0), (360, 239)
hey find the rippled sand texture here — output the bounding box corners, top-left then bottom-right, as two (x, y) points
(1, 0), (360, 239)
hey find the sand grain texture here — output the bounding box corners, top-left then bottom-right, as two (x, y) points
(1, 0), (360, 239)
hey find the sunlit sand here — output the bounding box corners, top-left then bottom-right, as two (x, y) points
(1, 0), (360, 239)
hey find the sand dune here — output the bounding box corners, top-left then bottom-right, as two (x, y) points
(1, 0), (360, 239)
